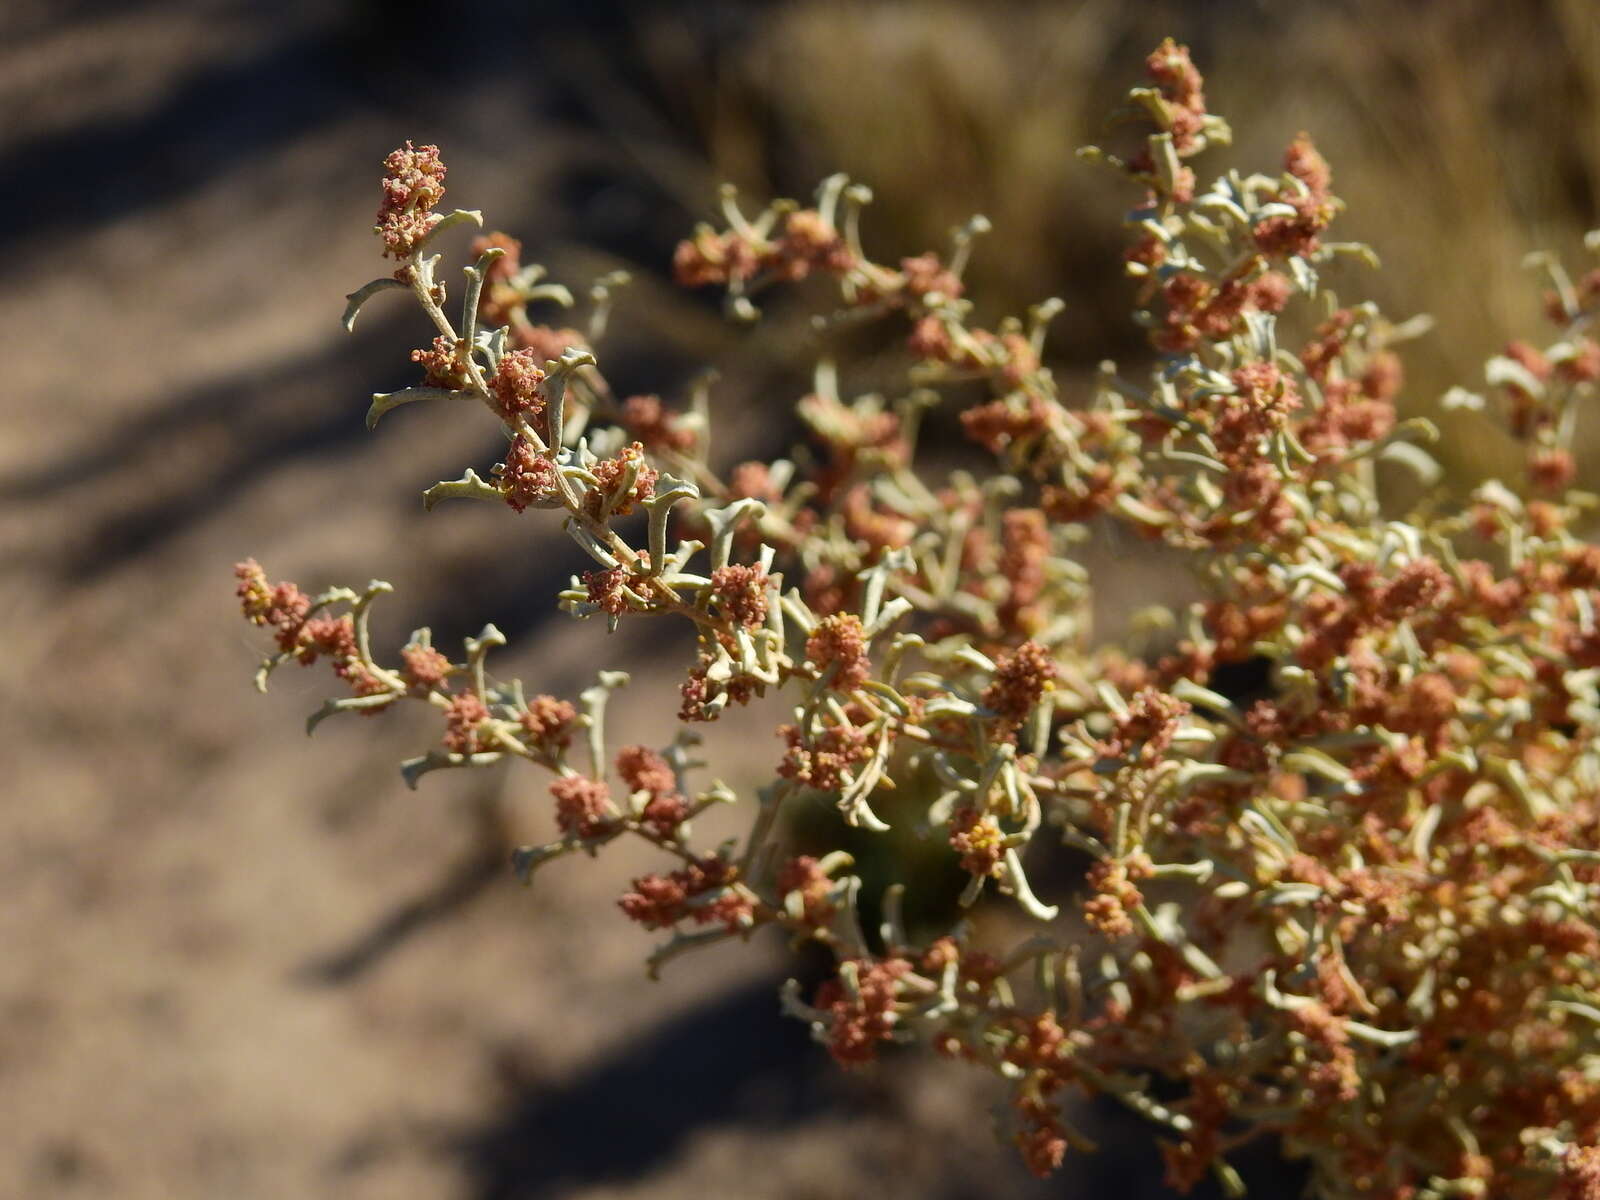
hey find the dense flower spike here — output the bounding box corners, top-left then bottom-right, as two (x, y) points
(442, 692), (490, 754)
(375, 141), (446, 259)
(778, 711), (873, 792)
(411, 336), (470, 389)
(811, 958), (912, 1066)
(708, 564), (770, 629)
(400, 643), (451, 689)
(487, 348), (547, 423)
(493, 436), (557, 511)
(585, 441), (657, 517)
(805, 613), (872, 691)
(550, 775), (613, 839)
(237, 39), (1600, 1200)
(949, 807), (1005, 878)
(1253, 133), (1337, 258)
(980, 640), (1057, 729)
(519, 694), (576, 748)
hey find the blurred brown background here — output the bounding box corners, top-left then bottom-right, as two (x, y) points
(2, 1), (1596, 1197)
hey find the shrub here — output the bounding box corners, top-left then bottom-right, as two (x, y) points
(235, 42), (1600, 1198)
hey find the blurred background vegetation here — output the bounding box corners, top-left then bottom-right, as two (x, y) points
(3, 1), (1597, 1197)
(514, 0), (1599, 471)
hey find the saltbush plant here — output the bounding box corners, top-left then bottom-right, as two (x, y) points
(235, 42), (1600, 1199)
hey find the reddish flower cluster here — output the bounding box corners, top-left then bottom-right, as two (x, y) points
(615, 745), (689, 839)
(998, 509), (1050, 634)
(470, 231), (524, 324)
(1567, 338), (1600, 382)
(672, 207), (853, 289)
(778, 712), (873, 793)
(898, 252), (963, 301)
(918, 936), (1004, 993)
(582, 567), (631, 617)
(1288, 1003), (1359, 1104)
(906, 313), (954, 361)
(1530, 445), (1579, 493)
(805, 613), (872, 691)
(1145, 38), (1207, 156)
(473, 231), (522, 280)
(549, 775), (613, 839)
(677, 653), (764, 723)
(1094, 689), (1191, 764)
(949, 807), (1005, 878)
(1041, 463), (1122, 525)
(296, 615), (357, 667)
(620, 394), (696, 453)
(522, 325), (589, 362)
(1487, 333), (1600, 493)
(494, 437), (557, 512)
(799, 391), (907, 476)
(1296, 557), (1453, 669)
(411, 336), (470, 389)
(585, 442), (658, 518)
(1212, 362), (1301, 456)
(488, 348), (547, 424)
(960, 392), (1053, 454)
(375, 141), (446, 258)
(1298, 335), (1400, 461)
(234, 560), (384, 697)
(1254, 133), (1336, 259)
(1016, 1105), (1071, 1178)
(1082, 856), (1151, 940)
(981, 640), (1057, 730)
(776, 856), (837, 928)
(841, 486), (915, 554)
(811, 957), (912, 1066)
(672, 226), (760, 288)
(400, 644), (452, 689)
(1561, 1145), (1600, 1200)
(519, 694), (576, 748)
(466, 230), (595, 361)
(708, 564), (770, 629)
(235, 558), (308, 650)
(1152, 269), (1291, 353)
(771, 209), (854, 280)
(617, 856), (751, 932)
(915, 326), (1040, 384)
(442, 691), (491, 754)
(727, 460), (784, 505)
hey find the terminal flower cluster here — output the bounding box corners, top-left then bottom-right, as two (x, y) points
(236, 41), (1600, 1199)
